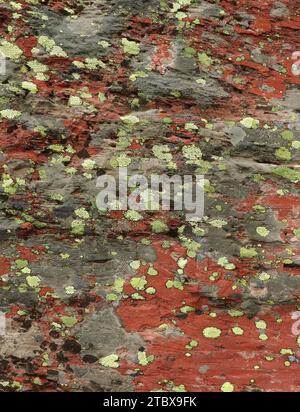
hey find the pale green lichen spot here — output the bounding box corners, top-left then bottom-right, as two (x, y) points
(221, 382), (234, 392)
(240, 117), (259, 129)
(61, 315), (77, 328)
(255, 320), (267, 329)
(100, 354), (119, 368)
(26, 275), (41, 288)
(130, 276), (147, 291)
(0, 40), (23, 60)
(0, 109), (21, 119)
(232, 327), (244, 335)
(240, 247), (257, 258)
(203, 327), (222, 339)
(256, 226), (270, 237)
(121, 38), (140, 55)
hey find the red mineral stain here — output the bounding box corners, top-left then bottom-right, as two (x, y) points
(0, 256), (10, 276)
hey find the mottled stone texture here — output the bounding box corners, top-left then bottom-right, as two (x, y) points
(0, 0), (299, 392)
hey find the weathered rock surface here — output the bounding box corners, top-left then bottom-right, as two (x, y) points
(0, 0), (299, 393)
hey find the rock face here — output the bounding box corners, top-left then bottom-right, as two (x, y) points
(0, 0), (299, 393)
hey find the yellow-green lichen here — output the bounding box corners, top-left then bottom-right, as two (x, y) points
(256, 226), (270, 237)
(130, 276), (147, 291)
(203, 327), (222, 339)
(232, 326), (244, 335)
(121, 38), (140, 55)
(26, 275), (41, 288)
(151, 220), (168, 233)
(100, 354), (119, 368)
(61, 315), (77, 328)
(21, 81), (38, 93)
(0, 40), (23, 60)
(0, 109), (21, 119)
(221, 382), (234, 392)
(240, 117), (260, 129)
(240, 247), (257, 258)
